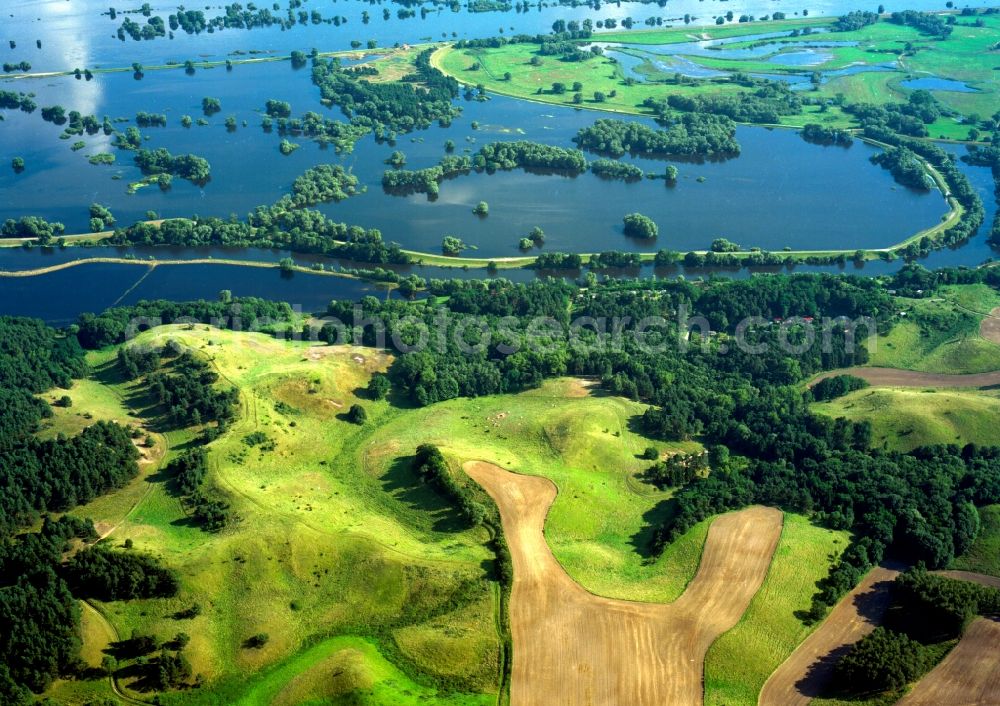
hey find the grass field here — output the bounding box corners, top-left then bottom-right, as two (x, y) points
(951, 504), (1000, 577)
(868, 284), (1000, 374)
(434, 13), (1000, 134)
(704, 514), (847, 706)
(43, 325), (715, 703)
(813, 387), (1000, 452)
(48, 327), (501, 703)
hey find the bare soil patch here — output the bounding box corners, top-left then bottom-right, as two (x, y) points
(759, 565), (902, 706)
(463, 461), (781, 706)
(810, 367), (1000, 389)
(980, 307), (1000, 346)
(896, 617), (1000, 706)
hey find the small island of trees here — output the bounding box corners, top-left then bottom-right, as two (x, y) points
(623, 213), (658, 239)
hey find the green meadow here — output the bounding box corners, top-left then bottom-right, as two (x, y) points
(43, 326), (721, 703)
(867, 284), (1000, 374)
(814, 387), (1000, 452)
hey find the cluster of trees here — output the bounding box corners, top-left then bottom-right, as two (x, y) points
(833, 10), (880, 31)
(63, 546), (179, 600)
(135, 111), (167, 127)
(264, 99), (292, 118)
(166, 448), (230, 531)
(572, 115), (739, 158)
(311, 48), (460, 140)
(0, 420), (142, 535)
(810, 373), (869, 401)
(88, 203), (115, 233)
(0, 316), (141, 535)
(658, 82), (803, 124)
(801, 123), (854, 147)
(537, 39), (595, 62)
(2, 61), (31, 73)
(870, 146), (934, 189)
(383, 142), (586, 195)
(622, 212), (658, 239)
(589, 250), (643, 269)
(114, 125), (145, 150)
(641, 452), (707, 489)
(113, 2), (342, 41)
(590, 158), (644, 181)
(887, 10), (954, 38)
(413, 444), (486, 525)
(1, 216), (65, 243)
(534, 252), (584, 269)
(0, 89), (36, 115)
(134, 147), (211, 184)
(147, 351), (238, 428)
(1, 517), (98, 696)
(267, 110), (370, 152)
(117, 15), (166, 41)
(109, 209), (409, 265)
(847, 90), (944, 138)
(286, 164), (361, 207)
(474, 140), (587, 171)
(202, 96), (221, 115)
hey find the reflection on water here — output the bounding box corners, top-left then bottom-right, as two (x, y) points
(900, 76), (979, 93)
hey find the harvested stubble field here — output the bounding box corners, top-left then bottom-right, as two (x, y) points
(896, 617), (1000, 706)
(464, 460), (782, 706)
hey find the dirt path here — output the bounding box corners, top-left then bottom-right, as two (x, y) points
(936, 570), (1000, 590)
(896, 617), (1000, 706)
(980, 307), (1000, 346)
(463, 461), (782, 706)
(810, 367), (1000, 389)
(758, 565), (903, 706)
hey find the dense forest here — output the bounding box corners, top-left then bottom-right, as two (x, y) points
(0, 318), (180, 701)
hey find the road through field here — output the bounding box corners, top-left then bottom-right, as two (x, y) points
(758, 565), (903, 706)
(463, 461), (782, 706)
(810, 367), (1000, 389)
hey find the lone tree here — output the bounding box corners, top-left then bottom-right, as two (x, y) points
(442, 236), (466, 256)
(473, 201), (489, 216)
(11, 157), (25, 172)
(623, 212), (658, 239)
(347, 404), (367, 424)
(367, 374), (391, 400)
